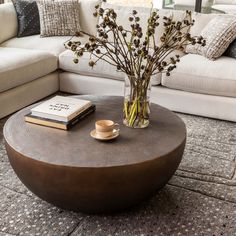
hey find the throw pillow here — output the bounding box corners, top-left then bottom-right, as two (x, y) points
(12, 0), (40, 37)
(186, 15), (236, 60)
(224, 39), (236, 59)
(37, 0), (81, 37)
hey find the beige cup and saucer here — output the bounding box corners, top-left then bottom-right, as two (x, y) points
(90, 120), (120, 141)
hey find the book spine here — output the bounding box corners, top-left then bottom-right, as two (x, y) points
(67, 102), (92, 121)
(66, 106), (96, 130)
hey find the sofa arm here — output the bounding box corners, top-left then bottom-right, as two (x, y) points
(0, 3), (17, 44)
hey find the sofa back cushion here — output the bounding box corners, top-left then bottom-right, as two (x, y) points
(186, 15), (236, 60)
(0, 3), (17, 44)
(97, 3), (218, 48)
(98, 3), (190, 47)
(214, 0), (236, 4)
(100, 2), (151, 43)
(37, 0), (81, 37)
(190, 12), (219, 36)
(79, 0), (101, 36)
(12, 0), (40, 37)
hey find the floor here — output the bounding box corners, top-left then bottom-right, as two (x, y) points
(0, 113), (236, 236)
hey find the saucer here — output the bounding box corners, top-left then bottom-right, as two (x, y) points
(90, 129), (119, 141)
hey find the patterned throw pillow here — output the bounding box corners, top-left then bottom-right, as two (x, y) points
(224, 39), (236, 59)
(37, 0), (81, 37)
(12, 0), (40, 37)
(186, 15), (236, 60)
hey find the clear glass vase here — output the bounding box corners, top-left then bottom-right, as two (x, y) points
(123, 74), (151, 128)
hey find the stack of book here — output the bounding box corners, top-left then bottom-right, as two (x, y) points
(25, 96), (95, 130)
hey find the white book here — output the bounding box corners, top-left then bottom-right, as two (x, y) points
(31, 96), (92, 122)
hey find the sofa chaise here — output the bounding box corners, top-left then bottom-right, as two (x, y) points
(1, 0), (236, 122)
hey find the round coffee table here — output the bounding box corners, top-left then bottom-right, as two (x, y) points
(4, 96), (186, 213)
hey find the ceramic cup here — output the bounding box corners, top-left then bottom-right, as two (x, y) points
(95, 120), (119, 138)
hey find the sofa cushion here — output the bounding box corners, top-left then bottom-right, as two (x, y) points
(186, 15), (236, 60)
(0, 3), (17, 44)
(12, 0), (40, 37)
(0, 35), (89, 56)
(211, 4), (236, 14)
(79, 0), (101, 36)
(0, 47), (57, 93)
(99, 3), (187, 48)
(59, 50), (161, 85)
(37, 0), (81, 37)
(99, 2), (151, 44)
(161, 54), (236, 97)
(190, 12), (218, 36)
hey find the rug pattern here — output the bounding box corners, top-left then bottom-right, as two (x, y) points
(0, 114), (236, 236)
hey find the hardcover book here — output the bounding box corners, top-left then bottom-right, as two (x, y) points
(30, 96), (92, 122)
(25, 105), (96, 130)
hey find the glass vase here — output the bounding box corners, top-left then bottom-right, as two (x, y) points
(123, 74), (151, 128)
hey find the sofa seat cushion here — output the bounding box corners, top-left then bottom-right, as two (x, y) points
(59, 50), (161, 85)
(162, 54), (236, 97)
(1, 35), (90, 56)
(0, 47), (57, 93)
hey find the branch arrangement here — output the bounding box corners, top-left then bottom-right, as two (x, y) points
(66, 0), (205, 80)
(65, 0), (206, 128)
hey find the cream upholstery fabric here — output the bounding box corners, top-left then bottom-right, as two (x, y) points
(1, 35), (90, 56)
(214, 0), (236, 4)
(0, 3), (17, 44)
(60, 72), (123, 95)
(59, 49), (161, 85)
(79, 0), (101, 36)
(190, 12), (218, 36)
(60, 72), (236, 122)
(99, 3), (187, 48)
(211, 4), (236, 14)
(162, 54), (236, 97)
(151, 86), (236, 122)
(37, 0), (81, 37)
(0, 72), (59, 118)
(59, 50), (125, 81)
(99, 2), (151, 43)
(1, 3), (236, 123)
(0, 47), (57, 93)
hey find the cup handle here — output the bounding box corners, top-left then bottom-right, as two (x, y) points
(114, 123), (120, 132)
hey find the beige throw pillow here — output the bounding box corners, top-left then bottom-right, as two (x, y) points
(186, 15), (236, 60)
(37, 0), (81, 37)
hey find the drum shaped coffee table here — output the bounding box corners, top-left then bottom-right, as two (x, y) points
(4, 96), (186, 213)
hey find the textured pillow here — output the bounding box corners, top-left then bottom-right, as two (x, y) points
(37, 0), (81, 37)
(186, 15), (236, 60)
(224, 39), (236, 59)
(12, 0), (40, 37)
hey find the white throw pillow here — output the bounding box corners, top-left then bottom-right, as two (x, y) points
(37, 0), (81, 37)
(186, 15), (236, 60)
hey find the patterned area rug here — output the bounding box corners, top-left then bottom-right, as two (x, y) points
(0, 113), (236, 236)
(171, 114), (236, 203)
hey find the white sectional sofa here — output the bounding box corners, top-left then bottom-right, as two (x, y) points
(1, 1), (236, 122)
